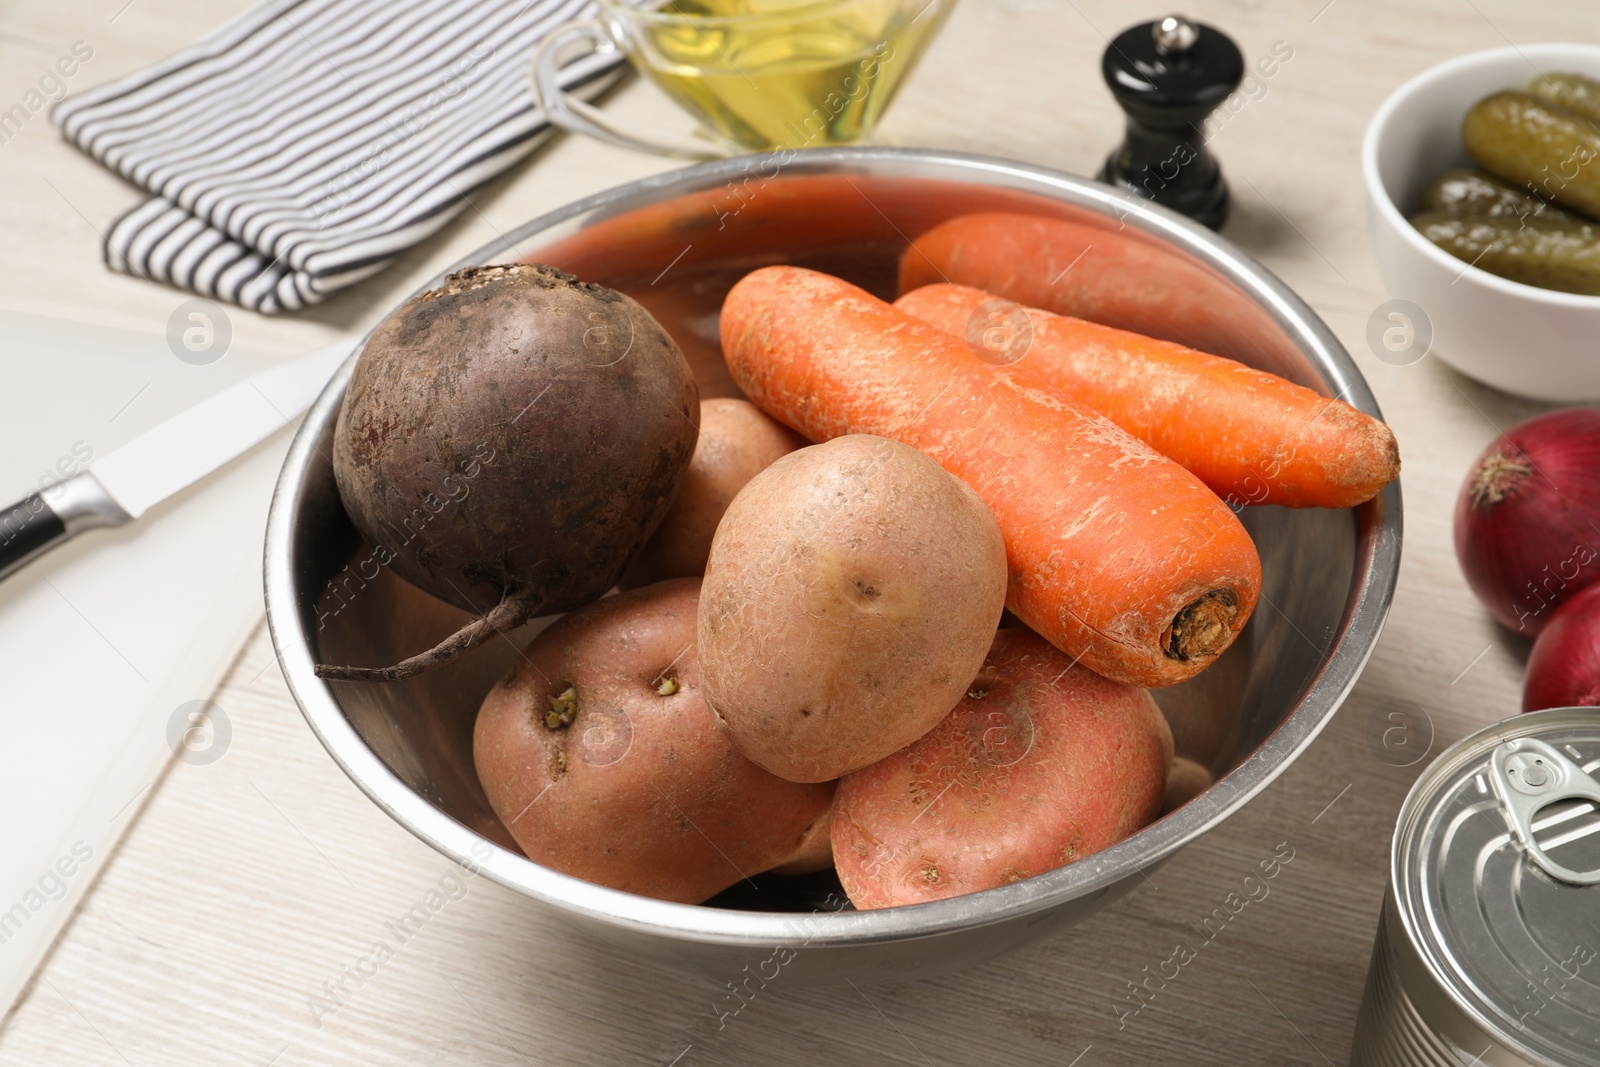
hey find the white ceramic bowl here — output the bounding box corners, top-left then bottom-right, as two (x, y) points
(1363, 44), (1600, 402)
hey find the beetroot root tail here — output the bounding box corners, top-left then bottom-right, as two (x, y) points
(315, 596), (541, 682)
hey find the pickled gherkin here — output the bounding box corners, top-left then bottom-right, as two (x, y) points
(1419, 168), (1586, 225)
(1409, 75), (1600, 294)
(1462, 91), (1600, 219)
(1412, 211), (1600, 296)
(1527, 71), (1600, 125)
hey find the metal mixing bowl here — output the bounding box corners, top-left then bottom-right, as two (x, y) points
(264, 148), (1401, 984)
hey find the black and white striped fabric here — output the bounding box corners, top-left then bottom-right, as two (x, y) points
(53, 0), (623, 313)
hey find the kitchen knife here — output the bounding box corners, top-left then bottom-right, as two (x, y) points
(0, 340), (352, 582)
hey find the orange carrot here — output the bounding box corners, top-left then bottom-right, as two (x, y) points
(897, 283), (1400, 509)
(899, 211), (1288, 366)
(720, 266), (1262, 689)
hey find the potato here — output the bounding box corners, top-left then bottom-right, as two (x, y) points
(766, 807), (834, 876)
(1151, 642), (1247, 769)
(698, 434), (1008, 783)
(833, 628), (1172, 909)
(626, 398), (807, 587)
(473, 578), (833, 904)
(1161, 756), (1214, 815)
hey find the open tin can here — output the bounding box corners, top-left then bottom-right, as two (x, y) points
(1351, 706), (1600, 1066)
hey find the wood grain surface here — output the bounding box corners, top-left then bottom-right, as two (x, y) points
(0, 0), (1591, 1063)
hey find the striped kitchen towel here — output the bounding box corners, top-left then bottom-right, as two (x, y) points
(53, 0), (624, 313)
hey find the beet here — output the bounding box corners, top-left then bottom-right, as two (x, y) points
(316, 264), (699, 681)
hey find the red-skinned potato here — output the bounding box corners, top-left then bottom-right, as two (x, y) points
(698, 434), (1009, 783)
(833, 628), (1172, 909)
(473, 578), (833, 904)
(767, 807), (834, 875)
(625, 398), (807, 587)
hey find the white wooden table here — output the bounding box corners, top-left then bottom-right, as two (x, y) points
(0, 1), (1588, 1063)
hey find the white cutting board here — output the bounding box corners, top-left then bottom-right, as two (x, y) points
(0, 310), (345, 1015)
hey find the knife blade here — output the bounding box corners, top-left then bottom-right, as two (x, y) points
(0, 340), (352, 582)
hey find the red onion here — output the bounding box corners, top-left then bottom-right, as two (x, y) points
(1524, 581), (1600, 712)
(1454, 408), (1600, 636)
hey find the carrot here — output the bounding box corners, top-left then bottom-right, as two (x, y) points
(898, 212), (1287, 366)
(896, 283), (1400, 509)
(719, 266), (1262, 689)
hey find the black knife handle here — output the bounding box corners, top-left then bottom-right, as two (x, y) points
(0, 494), (68, 581)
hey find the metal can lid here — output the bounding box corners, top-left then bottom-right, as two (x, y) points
(1393, 706), (1600, 1067)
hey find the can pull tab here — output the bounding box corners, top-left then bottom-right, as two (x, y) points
(1489, 738), (1600, 886)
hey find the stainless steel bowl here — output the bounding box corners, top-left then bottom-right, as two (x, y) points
(264, 147), (1401, 984)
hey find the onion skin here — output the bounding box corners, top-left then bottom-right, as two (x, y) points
(1454, 409), (1600, 636)
(1524, 581), (1600, 712)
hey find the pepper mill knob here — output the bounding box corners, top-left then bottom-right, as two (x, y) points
(1152, 14), (1199, 55)
(1097, 14), (1243, 230)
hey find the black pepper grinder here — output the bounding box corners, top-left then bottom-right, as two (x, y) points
(1098, 14), (1243, 230)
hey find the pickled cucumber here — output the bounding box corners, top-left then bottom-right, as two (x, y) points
(1413, 210), (1600, 295)
(1528, 71), (1600, 125)
(1420, 167), (1587, 224)
(1462, 91), (1600, 220)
